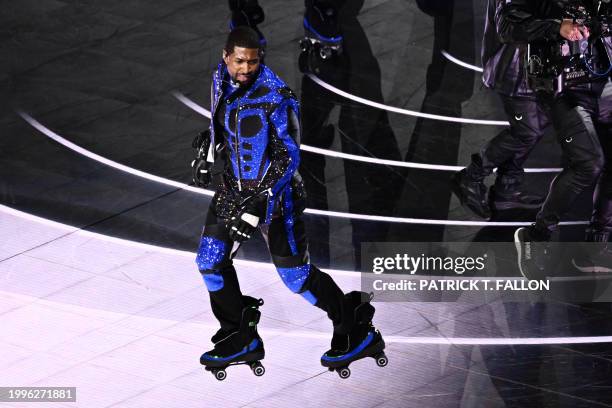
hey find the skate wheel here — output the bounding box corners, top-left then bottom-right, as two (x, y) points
(338, 367), (351, 379)
(213, 369), (227, 381)
(375, 353), (388, 367)
(319, 47), (332, 60)
(251, 362), (265, 377)
(299, 39), (311, 53)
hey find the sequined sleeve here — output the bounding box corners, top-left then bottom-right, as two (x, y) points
(258, 96), (301, 196)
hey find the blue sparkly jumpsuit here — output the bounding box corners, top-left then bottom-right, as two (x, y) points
(195, 62), (345, 334)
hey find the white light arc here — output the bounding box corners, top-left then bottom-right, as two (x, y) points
(0, 203), (610, 346)
(17, 111), (583, 227)
(172, 92), (561, 173)
(441, 50), (484, 73)
(306, 74), (508, 126)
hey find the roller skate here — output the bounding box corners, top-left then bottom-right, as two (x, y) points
(451, 168), (491, 220)
(229, 0), (267, 49)
(200, 296), (265, 381)
(321, 291), (388, 379)
(299, 0), (343, 61)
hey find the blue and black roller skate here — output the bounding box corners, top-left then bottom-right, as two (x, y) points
(200, 296), (265, 381)
(321, 291), (388, 379)
(229, 0), (267, 49)
(299, 0), (343, 61)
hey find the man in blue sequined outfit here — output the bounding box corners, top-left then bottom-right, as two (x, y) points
(192, 26), (385, 370)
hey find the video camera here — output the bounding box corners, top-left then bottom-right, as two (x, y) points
(526, 0), (611, 93)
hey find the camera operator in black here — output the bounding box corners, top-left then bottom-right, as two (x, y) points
(507, 0), (612, 277)
(453, 0), (549, 220)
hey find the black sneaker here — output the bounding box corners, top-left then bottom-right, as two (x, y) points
(489, 186), (544, 211)
(514, 226), (550, 280)
(451, 169), (491, 220)
(572, 242), (612, 273)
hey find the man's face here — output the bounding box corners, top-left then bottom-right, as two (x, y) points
(223, 46), (261, 86)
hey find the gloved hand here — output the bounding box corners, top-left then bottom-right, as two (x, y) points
(191, 130), (213, 187)
(192, 130), (211, 150)
(228, 212), (259, 242)
(191, 157), (212, 187)
(227, 193), (268, 242)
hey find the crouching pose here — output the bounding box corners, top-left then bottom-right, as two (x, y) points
(192, 26), (387, 380)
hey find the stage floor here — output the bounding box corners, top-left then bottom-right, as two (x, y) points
(2, 0), (612, 407)
(2, 206), (612, 407)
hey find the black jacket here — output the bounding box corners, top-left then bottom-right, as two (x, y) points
(482, 0), (563, 96)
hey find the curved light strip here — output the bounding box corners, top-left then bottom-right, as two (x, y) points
(173, 91), (212, 119)
(172, 91), (562, 173)
(0, 202), (358, 275)
(17, 111), (583, 227)
(17, 111), (214, 198)
(4, 290), (612, 347)
(306, 74), (509, 126)
(2, 203), (611, 346)
(441, 50), (484, 73)
(302, 144), (462, 171)
(304, 208), (587, 227)
(0, 203), (602, 281)
(386, 335), (612, 345)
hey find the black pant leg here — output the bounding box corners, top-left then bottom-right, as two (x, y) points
(536, 90), (605, 232)
(196, 208), (244, 332)
(265, 211), (345, 326)
(501, 96), (550, 178)
(591, 80), (612, 233)
(469, 94), (547, 181)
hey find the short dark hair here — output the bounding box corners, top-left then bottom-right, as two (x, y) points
(224, 26), (262, 55)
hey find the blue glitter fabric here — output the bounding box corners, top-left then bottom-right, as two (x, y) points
(195, 236), (227, 271)
(203, 273), (224, 292)
(301, 290), (317, 305)
(282, 184), (298, 256)
(207, 62), (303, 224)
(277, 264), (312, 293)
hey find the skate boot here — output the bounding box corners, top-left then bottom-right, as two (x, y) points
(321, 291), (387, 379)
(451, 169), (492, 220)
(489, 186), (544, 211)
(229, 0), (267, 48)
(200, 296), (265, 381)
(299, 0), (343, 61)
(489, 176), (544, 211)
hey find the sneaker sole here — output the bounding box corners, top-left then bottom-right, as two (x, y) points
(514, 228), (529, 280)
(571, 259), (612, 273)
